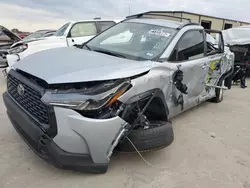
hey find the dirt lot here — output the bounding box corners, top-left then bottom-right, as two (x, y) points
(0, 74), (250, 188)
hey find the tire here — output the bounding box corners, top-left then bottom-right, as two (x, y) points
(224, 75), (233, 90)
(116, 121), (174, 153)
(210, 79), (224, 103)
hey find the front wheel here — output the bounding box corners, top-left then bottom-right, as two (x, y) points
(116, 121), (174, 153)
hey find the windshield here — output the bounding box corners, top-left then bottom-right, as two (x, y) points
(86, 22), (177, 61)
(23, 31), (46, 41)
(53, 22), (70, 37)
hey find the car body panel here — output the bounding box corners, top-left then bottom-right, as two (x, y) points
(11, 38), (46, 48)
(66, 35), (96, 46)
(53, 107), (126, 163)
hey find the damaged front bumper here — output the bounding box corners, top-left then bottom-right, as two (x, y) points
(3, 91), (128, 173)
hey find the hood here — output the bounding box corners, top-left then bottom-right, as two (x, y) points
(23, 36), (67, 47)
(11, 36), (62, 48)
(14, 47), (153, 84)
(11, 38), (46, 48)
(0, 25), (21, 42)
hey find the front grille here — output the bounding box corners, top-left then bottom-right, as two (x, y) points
(7, 74), (49, 124)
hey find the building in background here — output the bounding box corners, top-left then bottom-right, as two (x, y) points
(146, 11), (250, 30)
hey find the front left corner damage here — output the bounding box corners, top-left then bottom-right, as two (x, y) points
(52, 107), (128, 164)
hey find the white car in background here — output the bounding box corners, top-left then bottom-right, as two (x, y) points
(4, 18), (122, 75)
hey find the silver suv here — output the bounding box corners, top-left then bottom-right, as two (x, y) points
(3, 11), (234, 174)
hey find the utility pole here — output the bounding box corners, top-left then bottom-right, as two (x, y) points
(128, 6), (131, 15)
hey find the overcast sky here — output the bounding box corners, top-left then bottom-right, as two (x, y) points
(1, 0), (250, 31)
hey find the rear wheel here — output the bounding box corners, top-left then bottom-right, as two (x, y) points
(116, 121), (174, 153)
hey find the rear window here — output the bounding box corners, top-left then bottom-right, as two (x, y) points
(98, 21), (116, 32)
(69, 22), (97, 37)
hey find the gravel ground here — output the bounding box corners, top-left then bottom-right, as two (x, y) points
(0, 74), (250, 188)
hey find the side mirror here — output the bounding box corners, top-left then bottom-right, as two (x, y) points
(0, 59), (8, 68)
(73, 42), (87, 49)
(217, 33), (224, 53)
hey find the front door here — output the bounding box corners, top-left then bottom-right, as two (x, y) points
(204, 30), (227, 95)
(205, 54), (223, 87)
(167, 29), (209, 118)
(66, 22), (98, 46)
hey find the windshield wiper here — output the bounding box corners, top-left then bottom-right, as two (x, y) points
(84, 44), (92, 51)
(93, 49), (126, 58)
(74, 43), (92, 51)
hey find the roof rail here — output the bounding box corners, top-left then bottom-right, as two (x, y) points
(126, 11), (191, 22)
(94, 17), (101, 20)
(177, 22), (200, 30)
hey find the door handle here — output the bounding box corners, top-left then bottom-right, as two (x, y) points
(71, 39), (74, 43)
(202, 64), (208, 69)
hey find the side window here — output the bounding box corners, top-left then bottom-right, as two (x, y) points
(98, 21), (116, 32)
(69, 22), (97, 38)
(169, 30), (205, 62)
(205, 33), (224, 56)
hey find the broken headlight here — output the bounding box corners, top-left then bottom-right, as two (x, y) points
(41, 80), (131, 112)
(8, 44), (28, 54)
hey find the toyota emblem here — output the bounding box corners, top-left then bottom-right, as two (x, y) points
(17, 84), (25, 96)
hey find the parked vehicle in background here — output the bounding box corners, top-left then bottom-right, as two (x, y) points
(4, 18), (122, 75)
(22, 30), (56, 41)
(43, 31), (56, 37)
(2, 11), (234, 174)
(0, 25), (21, 68)
(18, 33), (30, 39)
(222, 26), (250, 75)
(0, 25), (21, 49)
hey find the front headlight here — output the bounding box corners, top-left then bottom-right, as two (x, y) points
(8, 44), (28, 54)
(41, 80), (131, 112)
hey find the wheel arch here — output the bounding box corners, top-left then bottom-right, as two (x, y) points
(121, 88), (169, 123)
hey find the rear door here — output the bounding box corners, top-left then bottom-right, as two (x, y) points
(167, 29), (209, 117)
(66, 22), (98, 46)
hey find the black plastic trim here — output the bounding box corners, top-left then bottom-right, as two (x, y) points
(126, 11), (191, 22)
(7, 69), (57, 137)
(176, 22), (200, 30)
(3, 92), (108, 174)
